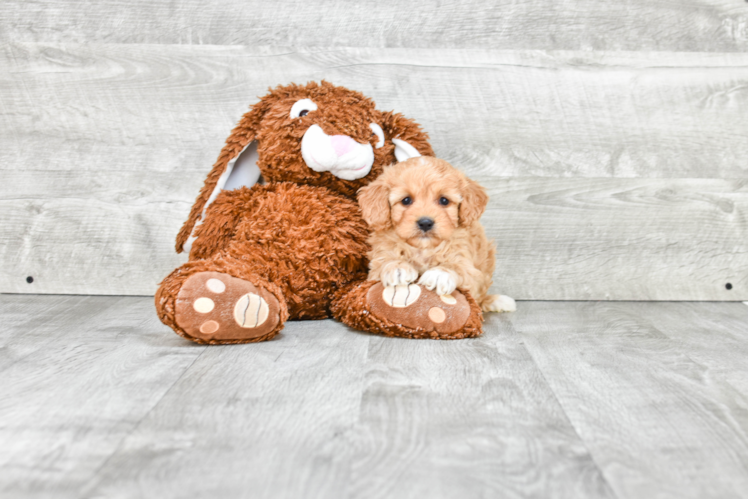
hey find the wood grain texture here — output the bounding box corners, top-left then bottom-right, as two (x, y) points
(2, 43), (746, 298)
(2, 0), (748, 51)
(3, 296), (748, 497)
(41, 308), (611, 498)
(84, 319), (372, 498)
(3, 44), (748, 179)
(0, 294), (206, 497)
(511, 301), (748, 497)
(3, 173), (745, 299)
(629, 302), (748, 396)
(348, 318), (613, 497)
(484, 177), (748, 301)
(1, 170), (191, 295)
(0, 294), (94, 371)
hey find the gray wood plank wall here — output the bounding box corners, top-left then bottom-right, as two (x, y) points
(3, 0), (748, 51)
(1, 1), (747, 299)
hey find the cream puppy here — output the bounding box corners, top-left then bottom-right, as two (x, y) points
(357, 157), (515, 312)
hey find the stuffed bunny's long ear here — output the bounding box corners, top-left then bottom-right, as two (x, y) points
(381, 111), (435, 162)
(176, 100), (270, 253)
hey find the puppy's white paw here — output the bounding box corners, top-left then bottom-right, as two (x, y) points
(483, 294), (517, 313)
(418, 268), (457, 296)
(381, 262), (419, 287)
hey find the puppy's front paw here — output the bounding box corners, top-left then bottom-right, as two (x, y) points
(380, 262), (419, 287)
(418, 268), (458, 296)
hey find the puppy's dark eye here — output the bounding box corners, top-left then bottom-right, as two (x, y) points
(439, 197), (450, 206)
(299, 110), (309, 117)
(401, 197), (413, 206)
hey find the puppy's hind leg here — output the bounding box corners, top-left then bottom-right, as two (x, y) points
(481, 294), (517, 313)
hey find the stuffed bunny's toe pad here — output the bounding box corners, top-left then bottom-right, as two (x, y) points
(175, 272), (281, 343)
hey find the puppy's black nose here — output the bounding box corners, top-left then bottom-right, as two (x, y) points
(417, 217), (434, 232)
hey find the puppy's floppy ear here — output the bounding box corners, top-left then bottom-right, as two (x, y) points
(459, 178), (489, 226)
(380, 111), (435, 162)
(175, 95), (273, 254)
(357, 180), (392, 231)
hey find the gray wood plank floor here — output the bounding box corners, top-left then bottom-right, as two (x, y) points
(1, 295), (747, 498)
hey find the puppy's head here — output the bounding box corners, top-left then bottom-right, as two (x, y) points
(358, 157), (488, 248)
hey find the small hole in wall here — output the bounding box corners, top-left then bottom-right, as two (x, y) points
(26, 276), (34, 284)
(726, 283), (733, 290)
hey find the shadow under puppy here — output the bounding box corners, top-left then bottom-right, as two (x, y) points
(358, 157), (516, 313)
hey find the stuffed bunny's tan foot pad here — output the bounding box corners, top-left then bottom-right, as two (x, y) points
(367, 282), (472, 336)
(175, 272), (281, 342)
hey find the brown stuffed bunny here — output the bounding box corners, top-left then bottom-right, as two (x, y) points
(155, 81), (483, 344)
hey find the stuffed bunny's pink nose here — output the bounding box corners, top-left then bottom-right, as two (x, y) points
(330, 135), (357, 157)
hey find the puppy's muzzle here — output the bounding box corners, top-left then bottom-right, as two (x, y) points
(417, 217), (435, 232)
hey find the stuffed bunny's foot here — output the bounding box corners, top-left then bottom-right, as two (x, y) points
(332, 280), (483, 339)
(175, 271), (283, 343)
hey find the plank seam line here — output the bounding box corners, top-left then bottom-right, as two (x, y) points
(505, 317), (618, 497)
(79, 341), (210, 495)
(345, 332), (375, 498)
(327, 61), (551, 71)
(0, 295), (100, 376)
(339, 334), (372, 497)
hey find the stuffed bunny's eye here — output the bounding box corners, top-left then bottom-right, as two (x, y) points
(290, 99), (318, 119)
(370, 123), (385, 148)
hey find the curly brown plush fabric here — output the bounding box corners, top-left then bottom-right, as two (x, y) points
(193, 183), (370, 318)
(155, 258), (289, 345)
(156, 81), (483, 344)
(330, 281), (484, 340)
(175, 81), (433, 252)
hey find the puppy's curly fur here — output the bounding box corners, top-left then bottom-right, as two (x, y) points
(358, 157), (516, 313)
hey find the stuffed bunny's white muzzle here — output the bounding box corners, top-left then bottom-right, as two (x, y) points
(300, 125), (375, 181)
